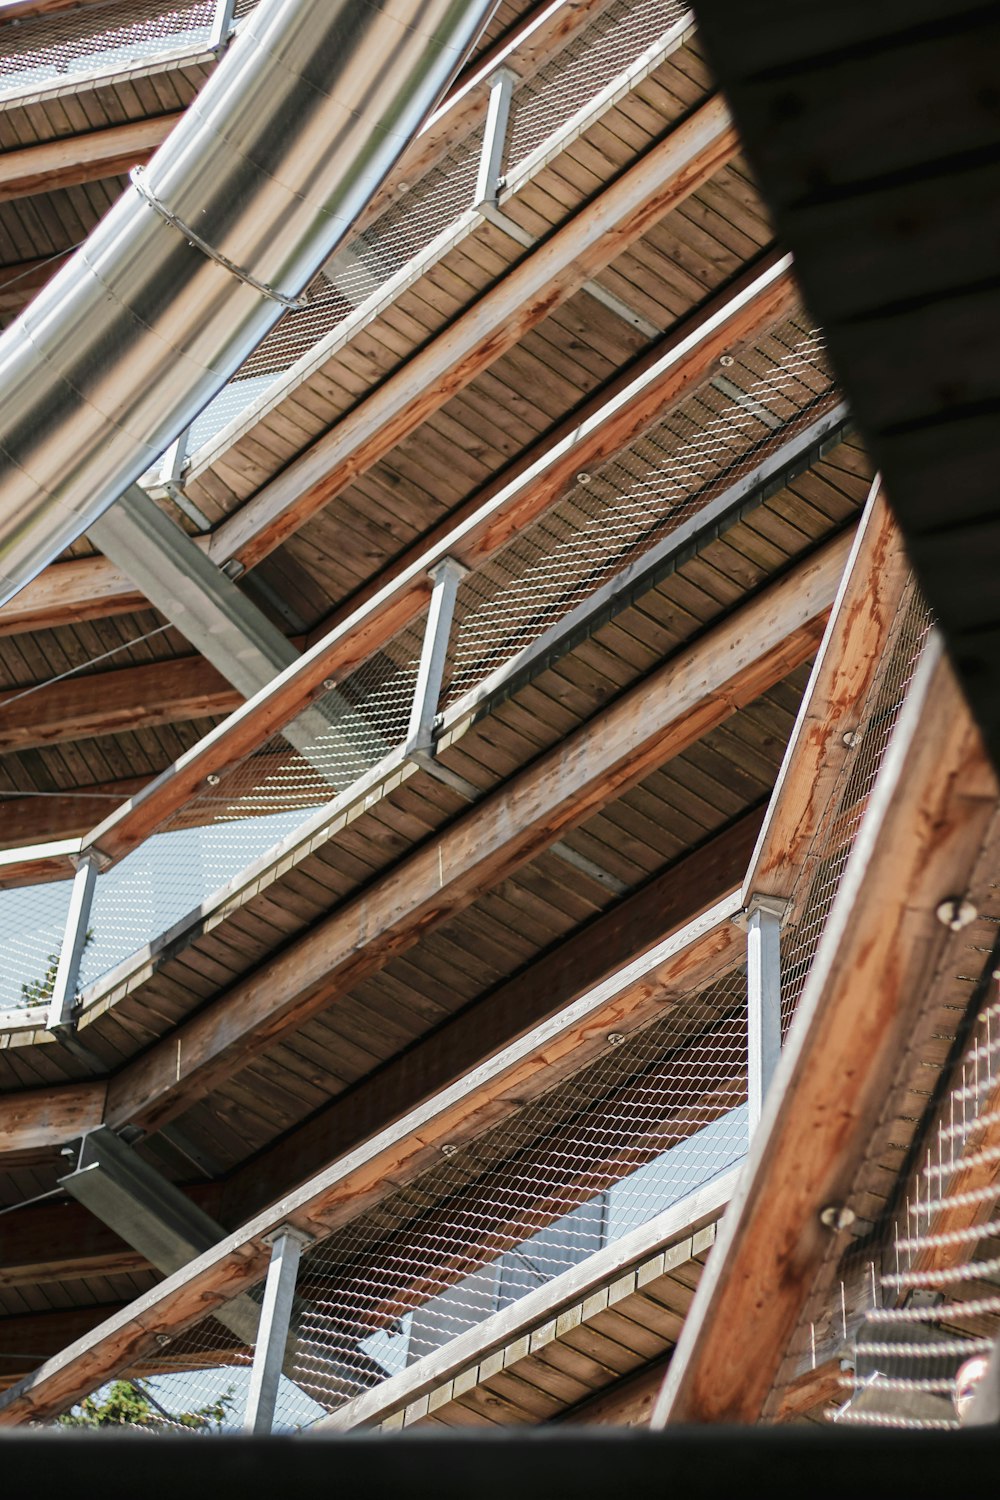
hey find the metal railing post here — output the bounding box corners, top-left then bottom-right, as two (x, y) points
(47, 854), (99, 1031)
(474, 66), (518, 209)
(404, 557), (474, 796)
(243, 1226), (311, 1435)
(742, 893), (789, 1138)
(208, 0), (238, 53)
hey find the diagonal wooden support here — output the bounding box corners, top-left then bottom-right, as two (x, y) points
(653, 638), (999, 1424)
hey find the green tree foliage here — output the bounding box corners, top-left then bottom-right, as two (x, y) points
(58, 1376), (235, 1430)
(21, 928), (93, 1008)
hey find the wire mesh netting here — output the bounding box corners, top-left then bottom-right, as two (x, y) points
(38, 961), (747, 1433)
(282, 963), (747, 1427)
(443, 318), (836, 705)
(779, 578), (934, 1036)
(0, 877), (73, 1016)
(0, 302), (838, 1023)
(73, 610), (427, 994)
(179, 0), (692, 462)
(0, 0), (232, 100)
(827, 950), (1000, 1432)
(43, 1281), (262, 1435)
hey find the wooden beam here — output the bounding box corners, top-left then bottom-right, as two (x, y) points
(0, 115), (180, 203)
(101, 534), (845, 1137)
(205, 95), (739, 572)
(0, 655), (240, 753)
(0, 897), (746, 1424)
(0, 1081), (105, 1156)
(77, 258), (793, 872)
(653, 639), (999, 1425)
(222, 810), (763, 1220)
(772, 1358), (844, 1423)
(0, 777), (151, 851)
(741, 482), (912, 909)
(0, 256), (792, 643)
(0, 817), (753, 1290)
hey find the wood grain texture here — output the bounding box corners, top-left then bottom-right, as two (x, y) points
(655, 641), (999, 1425)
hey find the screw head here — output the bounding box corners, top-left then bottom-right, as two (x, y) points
(607, 1032), (626, 1047)
(206, 773), (221, 787)
(155, 1332), (172, 1347)
(842, 730), (858, 748)
(577, 472), (592, 485)
(441, 1143), (459, 1157)
(719, 354), (735, 367)
(820, 1204), (856, 1231)
(323, 679), (336, 691)
(936, 897), (978, 932)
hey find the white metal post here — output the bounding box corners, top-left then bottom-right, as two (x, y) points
(743, 893), (789, 1138)
(243, 1226), (311, 1435)
(208, 0), (238, 52)
(47, 855), (99, 1030)
(405, 556), (468, 764)
(474, 67), (518, 209)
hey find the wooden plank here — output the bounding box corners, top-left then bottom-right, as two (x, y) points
(654, 639), (1000, 1424)
(561, 1353), (671, 1424)
(0, 654), (239, 753)
(741, 482), (911, 908)
(102, 535), (846, 1136)
(207, 97), (738, 571)
(0, 969), (739, 1422)
(318, 1172), (736, 1432)
(81, 258), (796, 871)
(219, 809), (762, 1219)
(0, 114), (180, 201)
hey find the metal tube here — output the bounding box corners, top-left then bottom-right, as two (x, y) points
(244, 1228), (311, 1435)
(474, 65), (517, 208)
(47, 855), (99, 1031)
(744, 893), (788, 1136)
(0, 0), (498, 605)
(406, 557), (468, 760)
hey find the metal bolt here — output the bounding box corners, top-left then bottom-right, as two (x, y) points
(155, 1332), (172, 1347)
(322, 679), (336, 691)
(719, 354), (735, 367)
(842, 730), (858, 748)
(820, 1204), (856, 1231)
(397, 181), (409, 193)
(577, 472), (591, 485)
(607, 1032), (626, 1047)
(936, 897), (978, 932)
(206, 773), (221, 786)
(441, 1143), (458, 1157)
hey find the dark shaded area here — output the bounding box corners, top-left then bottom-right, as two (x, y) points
(2, 1428), (999, 1496)
(686, 0), (1000, 766)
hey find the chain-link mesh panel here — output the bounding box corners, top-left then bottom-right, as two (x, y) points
(443, 319), (835, 706)
(73, 612), (425, 994)
(41, 1286), (261, 1435)
(27, 961), (747, 1435)
(0, 0), (224, 99)
(0, 876), (73, 1016)
(829, 961), (1000, 1432)
(505, 0), (689, 166)
(273, 963), (748, 1428)
(181, 0), (696, 461)
(779, 580), (934, 1036)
